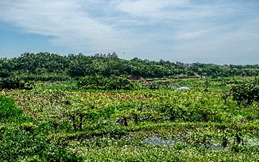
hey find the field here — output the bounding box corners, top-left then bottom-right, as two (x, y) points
(1, 76), (259, 161)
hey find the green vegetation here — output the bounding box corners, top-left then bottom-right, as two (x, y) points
(1, 52), (259, 81)
(78, 75), (134, 90)
(1, 52), (259, 161)
(231, 77), (259, 106)
(0, 96), (84, 161)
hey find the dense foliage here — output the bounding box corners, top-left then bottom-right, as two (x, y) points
(0, 95), (23, 122)
(1, 80), (259, 161)
(77, 75), (134, 90)
(1, 52), (259, 161)
(0, 77), (34, 90)
(231, 77), (259, 106)
(1, 52), (259, 82)
(0, 96), (83, 161)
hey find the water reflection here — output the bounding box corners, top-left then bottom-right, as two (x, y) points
(143, 135), (259, 150)
(143, 135), (175, 146)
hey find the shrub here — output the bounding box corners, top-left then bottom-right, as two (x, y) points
(0, 96), (83, 161)
(0, 77), (34, 90)
(0, 127), (84, 161)
(231, 78), (259, 106)
(0, 129), (47, 160)
(0, 96), (23, 122)
(39, 148), (84, 162)
(0, 77), (21, 89)
(19, 73), (71, 82)
(77, 75), (134, 90)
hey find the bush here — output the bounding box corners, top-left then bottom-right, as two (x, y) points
(0, 96), (23, 122)
(0, 127), (84, 161)
(231, 78), (259, 106)
(0, 77), (21, 89)
(0, 129), (47, 160)
(19, 73), (71, 82)
(0, 96), (83, 161)
(0, 77), (34, 90)
(39, 148), (84, 162)
(77, 75), (134, 90)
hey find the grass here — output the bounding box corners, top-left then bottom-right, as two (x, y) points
(1, 76), (259, 161)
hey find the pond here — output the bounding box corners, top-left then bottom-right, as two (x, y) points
(143, 134), (259, 150)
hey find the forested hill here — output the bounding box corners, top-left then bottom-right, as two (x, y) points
(1, 52), (259, 79)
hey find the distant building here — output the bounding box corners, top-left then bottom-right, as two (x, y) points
(176, 61), (184, 66)
(94, 52), (118, 58)
(185, 63), (196, 68)
(111, 52), (118, 58)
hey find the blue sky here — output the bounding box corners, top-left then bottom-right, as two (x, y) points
(0, 0), (259, 65)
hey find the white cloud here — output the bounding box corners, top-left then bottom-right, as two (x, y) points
(0, 0), (143, 53)
(0, 0), (258, 64)
(172, 24), (259, 64)
(113, 0), (237, 21)
(175, 26), (229, 40)
(114, 0), (188, 18)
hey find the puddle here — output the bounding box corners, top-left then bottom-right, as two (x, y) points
(240, 137), (259, 146)
(143, 135), (259, 150)
(200, 143), (225, 150)
(209, 144), (224, 150)
(143, 135), (175, 146)
(143, 135), (222, 149)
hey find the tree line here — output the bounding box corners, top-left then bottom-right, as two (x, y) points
(0, 52), (259, 80)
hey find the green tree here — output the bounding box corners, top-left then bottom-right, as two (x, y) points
(231, 77), (259, 106)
